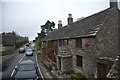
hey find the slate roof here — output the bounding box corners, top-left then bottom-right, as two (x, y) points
(42, 7), (120, 41)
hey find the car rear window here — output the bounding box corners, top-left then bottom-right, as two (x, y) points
(27, 49), (32, 52)
(18, 64), (35, 71)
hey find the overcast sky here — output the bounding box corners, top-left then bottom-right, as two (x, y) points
(1, 0), (120, 40)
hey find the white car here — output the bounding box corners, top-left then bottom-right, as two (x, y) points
(26, 49), (33, 56)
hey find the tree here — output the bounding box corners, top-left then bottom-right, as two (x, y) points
(40, 20), (55, 34)
(37, 20), (55, 47)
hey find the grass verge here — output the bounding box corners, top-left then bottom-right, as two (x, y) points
(2, 49), (11, 54)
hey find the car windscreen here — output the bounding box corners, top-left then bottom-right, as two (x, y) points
(18, 64), (35, 71)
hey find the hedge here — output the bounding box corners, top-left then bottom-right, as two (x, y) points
(35, 42), (40, 50)
(2, 49), (11, 54)
(15, 41), (24, 49)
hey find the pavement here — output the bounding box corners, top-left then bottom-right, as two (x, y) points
(37, 53), (53, 79)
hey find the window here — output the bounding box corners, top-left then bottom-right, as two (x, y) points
(59, 40), (62, 46)
(67, 39), (69, 45)
(63, 40), (65, 46)
(59, 40), (65, 46)
(76, 38), (82, 48)
(76, 55), (82, 67)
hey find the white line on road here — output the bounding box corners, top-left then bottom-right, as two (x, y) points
(36, 53), (44, 80)
(11, 54), (25, 77)
(11, 69), (15, 77)
(19, 54), (25, 63)
(15, 66), (17, 68)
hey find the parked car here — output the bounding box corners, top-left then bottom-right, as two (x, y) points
(26, 43), (29, 46)
(19, 48), (25, 53)
(26, 49), (33, 56)
(14, 60), (39, 80)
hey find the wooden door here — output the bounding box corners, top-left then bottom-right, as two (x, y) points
(58, 57), (61, 70)
(97, 63), (108, 78)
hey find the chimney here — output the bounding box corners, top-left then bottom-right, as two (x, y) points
(68, 14), (73, 25)
(110, 0), (118, 8)
(58, 20), (62, 29)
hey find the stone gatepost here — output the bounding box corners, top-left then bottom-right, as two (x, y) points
(57, 56), (62, 70)
(57, 56), (60, 70)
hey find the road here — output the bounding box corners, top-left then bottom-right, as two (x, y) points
(2, 43), (43, 80)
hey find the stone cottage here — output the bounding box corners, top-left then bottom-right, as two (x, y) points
(41, 0), (120, 78)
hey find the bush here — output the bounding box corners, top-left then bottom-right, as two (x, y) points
(45, 40), (49, 55)
(39, 38), (43, 47)
(40, 55), (48, 58)
(35, 42), (40, 50)
(67, 70), (75, 75)
(70, 74), (76, 79)
(15, 40), (24, 49)
(51, 54), (56, 63)
(75, 72), (86, 80)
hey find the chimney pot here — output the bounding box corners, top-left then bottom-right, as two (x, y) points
(68, 14), (72, 18)
(110, 0), (118, 8)
(58, 20), (62, 24)
(58, 20), (62, 29)
(68, 13), (73, 25)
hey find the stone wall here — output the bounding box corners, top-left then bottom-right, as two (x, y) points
(61, 57), (72, 72)
(16, 36), (28, 42)
(57, 46), (72, 72)
(66, 38), (97, 78)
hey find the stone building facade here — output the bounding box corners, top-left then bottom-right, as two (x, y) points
(16, 36), (28, 42)
(1, 32), (28, 46)
(2, 33), (16, 46)
(41, 0), (120, 78)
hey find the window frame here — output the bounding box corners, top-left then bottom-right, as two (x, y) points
(76, 55), (83, 67)
(76, 38), (82, 48)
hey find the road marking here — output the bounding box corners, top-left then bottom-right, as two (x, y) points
(19, 54), (25, 63)
(11, 54), (25, 77)
(11, 65), (17, 77)
(11, 69), (15, 77)
(19, 58), (22, 63)
(36, 53), (44, 80)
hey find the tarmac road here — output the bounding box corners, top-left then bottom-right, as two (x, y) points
(2, 43), (43, 80)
